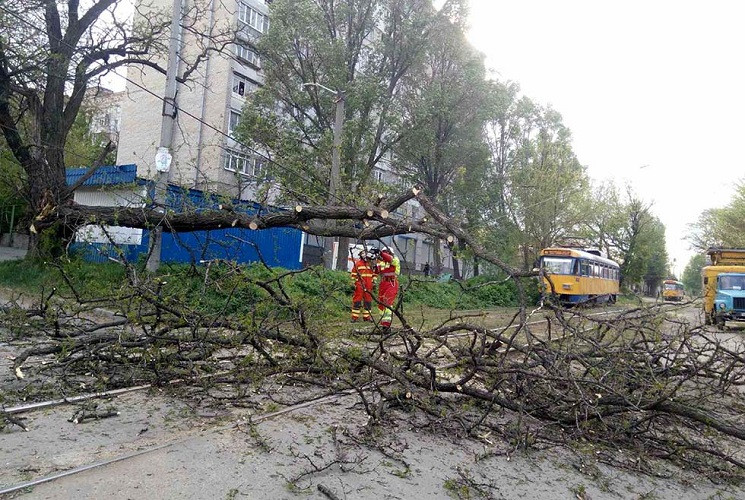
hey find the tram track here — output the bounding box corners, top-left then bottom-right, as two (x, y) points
(0, 385), (367, 496)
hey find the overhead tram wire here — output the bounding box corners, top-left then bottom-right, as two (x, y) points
(0, 5), (348, 208)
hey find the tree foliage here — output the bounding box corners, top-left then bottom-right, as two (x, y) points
(0, 0), (232, 256)
(688, 182), (745, 251)
(480, 86), (590, 270)
(584, 183), (668, 290)
(682, 253), (705, 296)
(236, 0), (464, 205)
(64, 100), (117, 168)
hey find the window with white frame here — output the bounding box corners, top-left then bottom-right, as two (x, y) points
(238, 3), (269, 33)
(228, 110), (241, 136)
(232, 72), (258, 97)
(224, 149), (249, 174)
(252, 156), (266, 177)
(223, 149), (267, 178)
(234, 43), (261, 68)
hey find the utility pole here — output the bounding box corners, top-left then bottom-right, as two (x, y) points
(330, 90), (344, 204)
(146, 0), (183, 272)
(300, 82), (345, 270)
(331, 90), (349, 270)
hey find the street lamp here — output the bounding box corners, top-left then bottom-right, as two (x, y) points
(300, 81), (346, 269)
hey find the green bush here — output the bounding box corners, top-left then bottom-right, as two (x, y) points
(0, 260), (531, 318)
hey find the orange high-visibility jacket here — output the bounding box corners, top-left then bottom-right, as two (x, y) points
(351, 258), (375, 295)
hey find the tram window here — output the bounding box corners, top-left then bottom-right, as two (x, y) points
(572, 260), (580, 275)
(542, 257), (574, 275)
(580, 260), (590, 276)
(593, 264), (599, 277)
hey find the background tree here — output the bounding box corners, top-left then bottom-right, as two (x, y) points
(682, 253), (705, 296)
(688, 182), (745, 251)
(391, 3), (490, 276)
(508, 107), (589, 270)
(479, 82), (593, 270)
(64, 100), (118, 168)
(585, 183), (668, 292)
(236, 0), (464, 269)
(0, 0), (232, 257)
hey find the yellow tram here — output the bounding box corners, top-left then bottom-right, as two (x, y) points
(538, 248), (620, 304)
(661, 279), (685, 302)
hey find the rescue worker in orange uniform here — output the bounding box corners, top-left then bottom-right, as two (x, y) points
(350, 249), (375, 322)
(376, 248), (400, 328)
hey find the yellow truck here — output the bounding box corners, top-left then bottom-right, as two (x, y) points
(702, 248), (745, 328)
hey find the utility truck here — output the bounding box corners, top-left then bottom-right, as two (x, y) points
(702, 248), (745, 329)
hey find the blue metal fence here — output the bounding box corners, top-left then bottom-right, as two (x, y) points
(67, 170), (303, 269)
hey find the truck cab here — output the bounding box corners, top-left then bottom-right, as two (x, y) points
(711, 273), (745, 328)
(702, 248), (745, 329)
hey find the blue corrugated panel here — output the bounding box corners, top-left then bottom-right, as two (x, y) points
(73, 174), (302, 269)
(161, 227), (301, 268)
(66, 164), (137, 187)
(70, 239), (148, 264)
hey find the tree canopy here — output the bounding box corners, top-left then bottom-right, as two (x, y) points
(682, 253), (705, 296)
(688, 182), (745, 251)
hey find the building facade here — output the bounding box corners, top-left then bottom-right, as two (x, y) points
(117, 0), (270, 201)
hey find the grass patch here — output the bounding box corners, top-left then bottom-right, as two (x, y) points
(0, 259), (538, 321)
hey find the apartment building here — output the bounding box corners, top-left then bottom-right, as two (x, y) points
(115, 0), (461, 275)
(85, 87), (124, 145)
(117, 0), (271, 201)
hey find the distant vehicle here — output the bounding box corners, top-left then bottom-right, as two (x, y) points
(538, 247), (620, 304)
(661, 280), (685, 301)
(701, 248), (745, 329)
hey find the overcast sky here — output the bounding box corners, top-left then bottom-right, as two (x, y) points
(466, 0), (745, 276)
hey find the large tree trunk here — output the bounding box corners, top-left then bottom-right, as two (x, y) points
(432, 238), (443, 276)
(25, 154), (70, 259)
(335, 236), (351, 270)
(452, 240), (468, 280)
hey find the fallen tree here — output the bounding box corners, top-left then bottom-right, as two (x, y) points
(3, 236), (745, 481)
(0, 183), (739, 481)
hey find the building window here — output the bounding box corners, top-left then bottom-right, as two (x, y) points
(232, 72), (258, 97)
(223, 149), (267, 178)
(238, 3), (269, 33)
(228, 110), (241, 136)
(234, 43), (261, 68)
